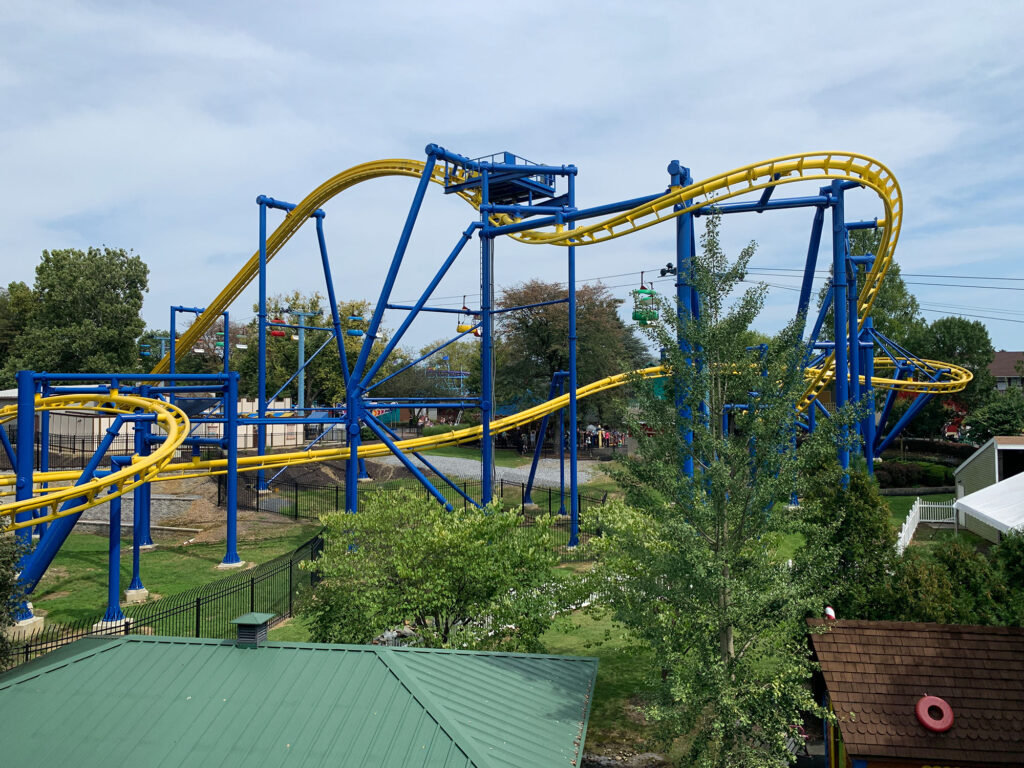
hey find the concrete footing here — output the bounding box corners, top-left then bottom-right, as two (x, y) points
(139, 544), (158, 551)
(124, 588), (150, 604)
(216, 560), (247, 570)
(91, 617), (133, 635)
(7, 611), (45, 641)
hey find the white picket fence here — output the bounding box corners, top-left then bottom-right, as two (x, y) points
(896, 498), (958, 554)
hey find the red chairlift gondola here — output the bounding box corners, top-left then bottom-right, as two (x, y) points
(269, 317), (287, 338)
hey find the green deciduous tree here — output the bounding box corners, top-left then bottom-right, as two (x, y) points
(302, 490), (558, 652)
(495, 280), (650, 425)
(908, 315), (996, 412)
(1, 248), (149, 385)
(0, 282), (33, 374)
(962, 387), (1024, 443)
(799, 470), (898, 620)
(0, 534), (25, 670)
(587, 216), (841, 767)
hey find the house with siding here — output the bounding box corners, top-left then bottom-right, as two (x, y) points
(953, 436), (1024, 498)
(990, 350), (1024, 392)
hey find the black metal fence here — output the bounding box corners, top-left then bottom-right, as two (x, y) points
(6, 532), (322, 671)
(219, 476), (608, 560)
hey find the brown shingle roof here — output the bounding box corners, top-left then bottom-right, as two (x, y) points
(989, 351), (1024, 378)
(809, 619), (1024, 766)
(993, 436), (1024, 446)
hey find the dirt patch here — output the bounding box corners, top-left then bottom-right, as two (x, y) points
(265, 458), (418, 487)
(36, 590), (70, 602)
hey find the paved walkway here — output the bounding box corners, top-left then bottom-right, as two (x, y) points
(372, 455), (603, 488)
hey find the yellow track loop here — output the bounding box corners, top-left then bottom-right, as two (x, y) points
(2, 152), (971, 532)
(0, 394), (189, 531)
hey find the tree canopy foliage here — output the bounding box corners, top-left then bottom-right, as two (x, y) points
(963, 387), (1024, 442)
(302, 490), (558, 652)
(0, 248), (148, 385)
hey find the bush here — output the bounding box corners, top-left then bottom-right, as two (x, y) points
(875, 460), (952, 488)
(422, 424), (458, 437)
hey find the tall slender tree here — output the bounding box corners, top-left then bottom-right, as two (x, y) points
(589, 217), (845, 767)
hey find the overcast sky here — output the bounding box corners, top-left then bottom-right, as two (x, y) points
(3, 1), (1023, 358)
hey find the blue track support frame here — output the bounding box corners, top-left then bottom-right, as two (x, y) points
(797, 207), (826, 336)
(99, 460), (130, 622)
(17, 415), (133, 597)
(14, 370), (37, 620)
(222, 371), (241, 565)
(830, 181), (850, 471)
(480, 235), (496, 504)
(36, 409), (50, 538)
(876, 391), (935, 454)
(847, 242), (861, 437)
(524, 372), (567, 505)
(862, 318), (875, 473)
(362, 226), (477, 387)
(129, 420), (147, 592)
(567, 170), (580, 546)
(670, 161), (696, 479)
(257, 199), (270, 490)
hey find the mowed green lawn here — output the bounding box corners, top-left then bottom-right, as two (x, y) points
(31, 525), (321, 625)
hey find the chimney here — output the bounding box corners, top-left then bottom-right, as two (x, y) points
(230, 612), (276, 648)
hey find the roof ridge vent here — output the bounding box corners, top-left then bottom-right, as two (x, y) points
(230, 612), (276, 648)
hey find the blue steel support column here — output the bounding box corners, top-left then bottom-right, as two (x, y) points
(797, 207), (825, 336)
(567, 169), (580, 545)
(169, 309), (177, 384)
(137, 386), (153, 547)
(830, 181), (850, 471)
(13, 370), (36, 620)
(345, 397), (360, 512)
(847, 247), (861, 437)
(222, 372), (241, 565)
(559, 379), (567, 516)
(36, 408), (50, 537)
(129, 421), (146, 592)
(480, 237), (496, 504)
(670, 161), (695, 478)
(103, 465), (126, 623)
(862, 318), (876, 474)
(257, 198), (269, 491)
(315, 213), (351, 388)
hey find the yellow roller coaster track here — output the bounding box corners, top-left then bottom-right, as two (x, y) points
(1, 152), (971, 531)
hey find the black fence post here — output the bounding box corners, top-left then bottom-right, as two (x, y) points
(194, 597), (201, 637)
(335, 484), (340, 512)
(294, 482), (299, 519)
(288, 560), (294, 617)
(250, 576), (256, 612)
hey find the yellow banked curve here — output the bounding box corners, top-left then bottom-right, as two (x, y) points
(2, 152), (971, 530)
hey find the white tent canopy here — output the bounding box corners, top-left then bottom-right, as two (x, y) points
(955, 470), (1024, 534)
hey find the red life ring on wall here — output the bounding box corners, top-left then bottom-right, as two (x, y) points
(915, 695), (954, 732)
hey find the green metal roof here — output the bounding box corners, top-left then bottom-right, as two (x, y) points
(0, 636), (597, 768)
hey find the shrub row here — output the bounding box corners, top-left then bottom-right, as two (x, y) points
(875, 459), (954, 489)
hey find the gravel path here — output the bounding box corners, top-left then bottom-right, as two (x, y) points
(372, 455), (604, 488)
